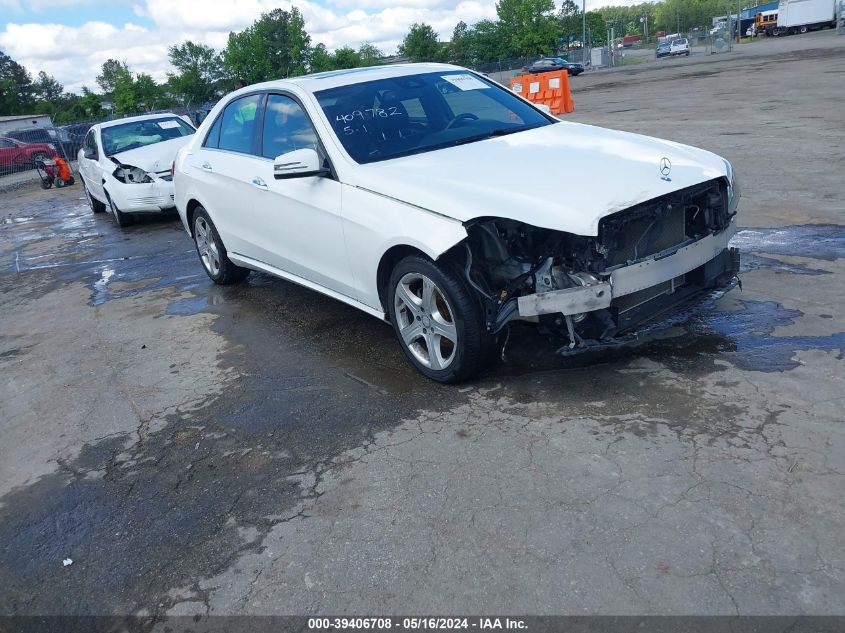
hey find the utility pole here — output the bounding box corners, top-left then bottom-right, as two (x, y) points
(737, 0), (742, 42)
(582, 0), (587, 65)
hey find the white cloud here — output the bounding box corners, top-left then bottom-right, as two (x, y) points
(0, 0), (628, 93)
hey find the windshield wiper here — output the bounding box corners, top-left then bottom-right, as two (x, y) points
(453, 125), (541, 146)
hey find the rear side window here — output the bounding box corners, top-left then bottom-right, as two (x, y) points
(218, 94), (262, 155)
(261, 94), (318, 159)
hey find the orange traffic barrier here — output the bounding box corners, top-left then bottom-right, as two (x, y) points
(510, 69), (575, 116)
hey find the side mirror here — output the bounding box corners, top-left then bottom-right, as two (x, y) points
(273, 148), (329, 180)
(83, 147), (96, 160)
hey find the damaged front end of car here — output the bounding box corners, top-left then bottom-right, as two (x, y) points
(454, 177), (741, 352)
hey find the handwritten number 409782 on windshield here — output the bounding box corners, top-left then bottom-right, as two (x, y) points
(336, 107), (402, 123)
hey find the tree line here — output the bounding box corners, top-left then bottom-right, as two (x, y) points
(1, 0), (739, 124)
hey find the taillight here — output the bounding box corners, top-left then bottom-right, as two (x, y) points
(171, 161), (175, 177)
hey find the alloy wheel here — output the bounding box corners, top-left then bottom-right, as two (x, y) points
(393, 272), (458, 370)
(194, 216), (221, 276)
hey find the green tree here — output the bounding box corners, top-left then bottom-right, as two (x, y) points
(167, 41), (224, 106)
(466, 19), (504, 63)
(308, 42), (334, 73)
(134, 73), (163, 111)
(32, 71), (63, 103)
(399, 23), (443, 62)
(332, 46), (361, 69)
(0, 50), (34, 114)
(112, 65), (137, 114)
(96, 58), (128, 95)
(309, 43), (334, 72)
(558, 0), (582, 48)
(357, 43), (383, 67)
(585, 11), (606, 45)
(53, 86), (104, 123)
(495, 0), (558, 57)
(223, 8), (311, 82)
(449, 21), (472, 66)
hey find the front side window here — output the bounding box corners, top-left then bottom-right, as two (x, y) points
(218, 94), (262, 155)
(84, 130), (98, 157)
(315, 71), (552, 164)
(261, 94), (318, 159)
(100, 117), (194, 156)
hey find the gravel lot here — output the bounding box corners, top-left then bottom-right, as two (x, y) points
(1, 31), (844, 623)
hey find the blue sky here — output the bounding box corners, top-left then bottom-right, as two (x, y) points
(1, 0), (627, 93)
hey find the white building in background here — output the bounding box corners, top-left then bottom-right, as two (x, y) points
(0, 114), (53, 135)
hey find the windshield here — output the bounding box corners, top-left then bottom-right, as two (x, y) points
(101, 117), (195, 156)
(314, 71), (553, 164)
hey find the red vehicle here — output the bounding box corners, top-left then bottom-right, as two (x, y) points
(0, 136), (57, 174)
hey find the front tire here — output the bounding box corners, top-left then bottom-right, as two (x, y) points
(83, 181), (106, 213)
(388, 255), (493, 383)
(192, 208), (249, 285)
(106, 191), (134, 227)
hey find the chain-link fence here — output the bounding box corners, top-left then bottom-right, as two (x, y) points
(0, 108), (208, 188)
(838, 0), (845, 34)
(706, 27), (735, 55)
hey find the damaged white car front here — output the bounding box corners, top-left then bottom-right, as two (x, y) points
(459, 164), (740, 353)
(79, 114), (195, 227)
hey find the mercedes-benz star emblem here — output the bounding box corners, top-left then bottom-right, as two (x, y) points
(659, 157), (672, 180)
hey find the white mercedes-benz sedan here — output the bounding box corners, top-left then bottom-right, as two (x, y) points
(79, 113), (195, 227)
(174, 63), (740, 382)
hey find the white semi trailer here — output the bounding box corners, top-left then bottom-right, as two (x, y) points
(775, 0), (838, 34)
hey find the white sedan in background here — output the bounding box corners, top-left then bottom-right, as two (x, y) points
(78, 113), (195, 227)
(174, 63), (740, 383)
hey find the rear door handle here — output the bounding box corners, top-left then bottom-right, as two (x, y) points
(201, 162), (212, 171)
(251, 177), (268, 190)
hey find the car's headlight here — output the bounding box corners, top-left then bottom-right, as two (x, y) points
(724, 160), (740, 216)
(113, 165), (153, 184)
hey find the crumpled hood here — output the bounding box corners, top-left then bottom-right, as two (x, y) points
(112, 136), (193, 173)
(345, 121), (729, 236)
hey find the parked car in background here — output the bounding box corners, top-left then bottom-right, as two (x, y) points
(78, 113), (195, 227)
(6, 127), (71, 159)
(57, 122), (94, 160)
(669, 38), (691, 56)
(523, 57), (585, 76)
(0, 136), (57, 174)
(656, 42), (672, 58)
(174, 63), (740, 383)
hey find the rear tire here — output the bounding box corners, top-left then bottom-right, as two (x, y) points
(106, 191), (134, 227)
(192, 208), (250, 285)
(387, 255), (493, 383)
(83, 180), (106, 213)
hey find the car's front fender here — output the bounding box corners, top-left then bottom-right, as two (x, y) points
(341, 184), (468, 311)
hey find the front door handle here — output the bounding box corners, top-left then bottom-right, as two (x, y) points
(201, 162), (212, 171)
(251, 177), (268, 190)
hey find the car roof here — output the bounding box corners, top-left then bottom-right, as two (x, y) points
(95, 112), (183, 130)
(232, 63), (470, 95)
